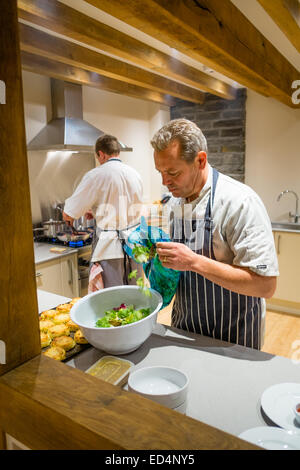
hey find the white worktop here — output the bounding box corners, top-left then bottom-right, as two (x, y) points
(66, 324), (300, 440)
(37, 288), (300, 443)
(34, 242), (78, 265)
(37, 289), (71, 313)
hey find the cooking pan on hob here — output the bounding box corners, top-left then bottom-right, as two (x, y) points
(56, 230), (92, 243)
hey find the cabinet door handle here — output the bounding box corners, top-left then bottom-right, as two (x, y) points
(277, 234), (281, 255)
(35, 272), (42, 278)
(68, 260), (73, 286)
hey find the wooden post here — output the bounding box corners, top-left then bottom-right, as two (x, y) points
(0, 0), (41, 376)
(0, 430), (7, 450)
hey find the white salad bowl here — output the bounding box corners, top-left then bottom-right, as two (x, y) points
(128, 366), (189, 410)
(70, 285), (163, 355)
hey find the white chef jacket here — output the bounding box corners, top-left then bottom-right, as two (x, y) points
(64, 158), (144, 262)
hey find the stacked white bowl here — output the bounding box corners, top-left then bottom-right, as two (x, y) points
(128, 366), (189, 414)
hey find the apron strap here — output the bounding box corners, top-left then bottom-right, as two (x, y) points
(205, 168), (219, 220)
(203, 168), (219, 258)
(117, 230), (132, 285)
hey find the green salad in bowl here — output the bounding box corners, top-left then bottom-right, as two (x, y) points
(95, 303), (151, 328)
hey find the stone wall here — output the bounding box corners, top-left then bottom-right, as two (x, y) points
(170, 88), (247, 182)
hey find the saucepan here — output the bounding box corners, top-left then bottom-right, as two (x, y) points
(41, 220), (67, 238)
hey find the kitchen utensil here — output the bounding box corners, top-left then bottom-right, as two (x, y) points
(128, 366), (189, 410)
(70, 285), (163, 354)
(238, 426), (300, 450)
(261, 383), (300, 430)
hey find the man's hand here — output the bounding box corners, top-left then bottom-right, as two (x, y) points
(62, 211), (75, 227)
(157, 241), (277, 298)
(156, 242), (197, 271)
(85, 210), (94, 220)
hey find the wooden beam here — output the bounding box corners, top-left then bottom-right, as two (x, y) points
(17, 0), (235, 100)
(19, 23), (204, 104)
(0, 355), (260, 450)
(85, 0), (300, 108)
(21, 51), (177, 107)
(0, 0), (41, 377)
(257, 0), (300, 54)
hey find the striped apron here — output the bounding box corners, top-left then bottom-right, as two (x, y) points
(171, 168), (262, 350)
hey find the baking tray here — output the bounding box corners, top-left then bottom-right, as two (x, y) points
(40, 301), (91, 361)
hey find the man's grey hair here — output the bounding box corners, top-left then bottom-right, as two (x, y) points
(151, 118), (208, 163)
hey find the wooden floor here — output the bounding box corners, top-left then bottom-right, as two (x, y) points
(157, 304), (300, 360)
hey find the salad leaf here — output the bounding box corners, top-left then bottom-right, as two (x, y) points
(132, 245), (150, 263)
(136, 276), (151, 297)
(132, 242), (156, 264)
(95, 304), (151, 328)
(128, 269), (137, 280)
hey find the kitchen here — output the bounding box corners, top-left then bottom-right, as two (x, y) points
(1, 0), (300, 451)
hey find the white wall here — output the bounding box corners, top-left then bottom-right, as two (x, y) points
(82, 86), (169, 202)
(22, 70), (170, 209)
(245, 89), (300, 221)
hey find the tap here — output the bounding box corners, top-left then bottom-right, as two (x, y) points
(277, 190), (300, 223)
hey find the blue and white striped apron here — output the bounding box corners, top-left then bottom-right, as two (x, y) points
(171, 168), (262, 350)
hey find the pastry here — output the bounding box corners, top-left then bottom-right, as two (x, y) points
(67, 319), (79, 332)
(56, 303), (72, 312)
(48, 324), (70, 338)
(52, 335), (76, 351)
(43, 346), (66, 361)
(39, 319), (55, 332)
(74, 329), (89, 344)
(53, 313), (70, 325)
(40, 309), (57, 320)
(40, 331), (52, 348)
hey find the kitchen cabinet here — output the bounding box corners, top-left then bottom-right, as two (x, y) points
(267, 231), (300, 314)
(60, 254), (79, 298)
(35, 253), (79, 298)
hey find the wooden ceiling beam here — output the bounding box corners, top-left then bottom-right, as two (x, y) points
(17, 0), (236, 100)
(19, 23), (204, 104)
(21, 51), (178, 107)
(257, 0), (300, 54)
(85, 0), (300, 108)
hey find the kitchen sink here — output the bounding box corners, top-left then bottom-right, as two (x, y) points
(272, 222), (300, 231)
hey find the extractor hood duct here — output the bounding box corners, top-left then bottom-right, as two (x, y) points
(27, 79), (132, 152)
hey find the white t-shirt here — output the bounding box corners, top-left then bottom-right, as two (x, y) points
(168, 164), (279, 277)
(64, 158), (143, 261)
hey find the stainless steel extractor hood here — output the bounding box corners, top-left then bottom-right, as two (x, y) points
(27, 79), (132, 152)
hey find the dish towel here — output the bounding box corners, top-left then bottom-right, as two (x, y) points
(88, 262), (104, 293)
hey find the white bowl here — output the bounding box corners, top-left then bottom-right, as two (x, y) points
(128, 366), (189, 409)
(70, 286), (163, 355)
(294, 403), (300, 425)
(173, 401), (187, 414)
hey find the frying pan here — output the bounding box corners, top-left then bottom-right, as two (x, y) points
(56, 231), (92, 243)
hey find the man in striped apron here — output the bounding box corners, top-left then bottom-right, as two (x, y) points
(151, 119), (279, 349)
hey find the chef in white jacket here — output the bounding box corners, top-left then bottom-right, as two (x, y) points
(63, 134), (144, 290)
